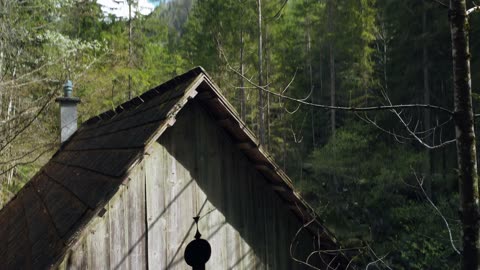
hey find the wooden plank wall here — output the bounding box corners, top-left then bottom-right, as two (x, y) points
(56, 101), (318, 270)
(57, 162), (148, 270)
(149, 101), (318, 270)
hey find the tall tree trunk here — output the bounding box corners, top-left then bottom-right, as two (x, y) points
(320, 50), (323, 105)
(265, 22), (271, 149)
(328, 0), (336, 136)
(423, 0), (432, 196)
(257, 0), (265, 145)
(327, 0), (338, 191)
(449, 1), (479, 269)
(383, 30), (388, 91)
(128, 0), (133, 100)
(282, 107), (287, 170)
(0, 91), (3, 119)
(329, 37), (336, 136)
(307, 18), (315, 147)
(240, 29), (246, 121)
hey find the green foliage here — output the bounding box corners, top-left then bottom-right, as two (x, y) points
(0, 0), (190, 203)
(298, 122), (460, 268)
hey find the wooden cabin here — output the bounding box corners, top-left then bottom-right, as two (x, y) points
(0, 68), (347, 269)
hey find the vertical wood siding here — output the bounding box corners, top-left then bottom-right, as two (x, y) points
(56, 101), (318, 269)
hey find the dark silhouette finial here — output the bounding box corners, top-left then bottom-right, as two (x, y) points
(184, 216), (211, 270)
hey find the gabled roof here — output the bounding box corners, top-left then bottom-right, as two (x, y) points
(0, 67), (344, 269)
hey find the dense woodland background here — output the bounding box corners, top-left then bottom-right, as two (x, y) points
(1, 0), (479, 268)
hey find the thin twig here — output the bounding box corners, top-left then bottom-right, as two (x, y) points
(428, 0), (449, 9)
(412, 169), (461, 255)
(227, 64), (453, 115)
(365, 254), (389, 270)
(380, 89), (456, 149)
(365, 243), (392, 270)
(216, 40), (453, 115)
(290, 219), (323, 270)
(289, 217), (351, 270)
(391, 108), (455, 149)
(0, 142), (54, 165)
(0, 146), (55, 177)
(0, 90), (56, 154)
(356, 113), (409, 143)
(270, 0), (288, 20)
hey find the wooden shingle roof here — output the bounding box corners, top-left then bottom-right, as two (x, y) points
(0, 67), (344, 269)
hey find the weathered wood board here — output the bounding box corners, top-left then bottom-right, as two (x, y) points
(145, 143), (167, 270)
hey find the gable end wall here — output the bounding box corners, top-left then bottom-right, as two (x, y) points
(56, 101), (319, 270)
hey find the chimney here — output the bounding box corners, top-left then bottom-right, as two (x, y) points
(55, 80), (81, 143)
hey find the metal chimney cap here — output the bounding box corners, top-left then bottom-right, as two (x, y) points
(63, 80), (73, 97)
(56, 80), (80, 104)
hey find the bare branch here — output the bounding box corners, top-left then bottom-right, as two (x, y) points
(356, 113), (410, 143)
(215, 39), (453, 116)
(467, 4), (480, 15)
(226, 64), (453, 115)
(0, 144), (55, 177)
(270, 0), (288, 20)
(326, 254), (340, 270)
(380, 89), (456, 149)
(0, 142), (53, 166)
(219, 37), (455, 150)
(281, 68), (298, 94)
(427, 0), (449, 9)
(365, 244), (393, 270)
(391, 108), (455, 149)
(285, 103), (302, 114)
(289, 216), (354, 269)
(290, 219), (323, 270)
(365, 253), (390, 270)
(412, 169), (461, 255)
(467, 6), (480, 15)
(0, 90), (56, 154)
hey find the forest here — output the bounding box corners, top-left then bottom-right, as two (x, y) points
(1, 0), (480, 268)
